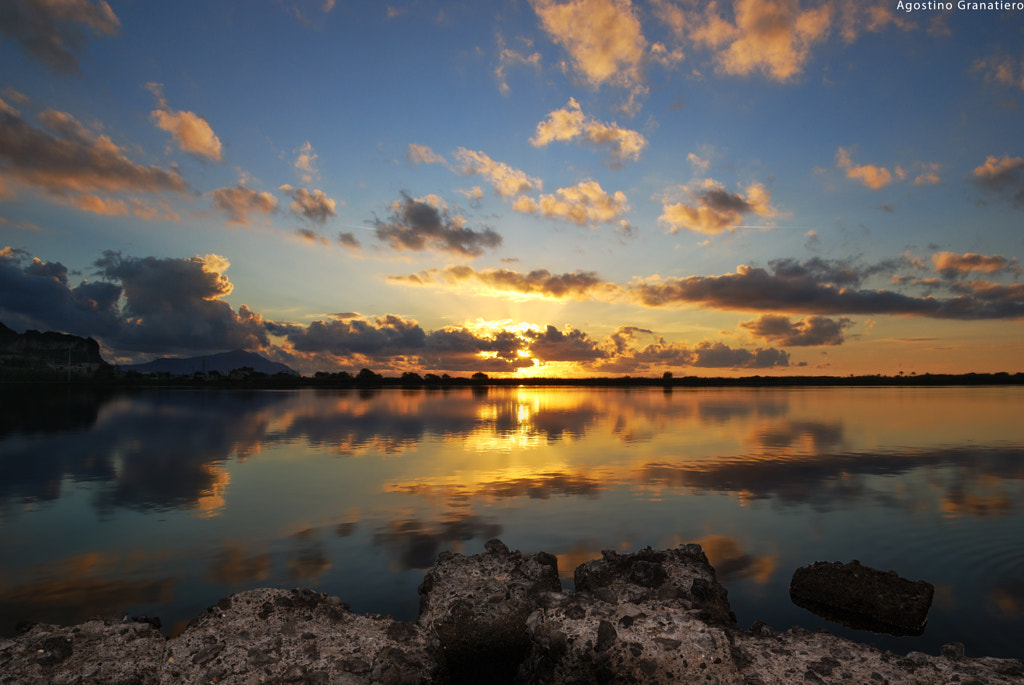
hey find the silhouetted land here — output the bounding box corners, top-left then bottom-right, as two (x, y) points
(1, 366), (1022, 389)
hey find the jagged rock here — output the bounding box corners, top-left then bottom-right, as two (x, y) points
(417, 538), (562, 682)
(0, 618), (167, 684)
(162, 588), (444, 684)
(789, 560), (934, 636)
(731, 625), (1024, 685)
(1, 545), (1022, 685)
(518, 593), (740, 683)
(573, 544), (736, 626)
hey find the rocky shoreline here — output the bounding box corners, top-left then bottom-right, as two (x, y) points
(2, 542), (1022, 684)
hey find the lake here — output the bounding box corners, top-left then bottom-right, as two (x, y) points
(1, 385), (1022, 660)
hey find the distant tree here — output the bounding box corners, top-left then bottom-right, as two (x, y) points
(401, 371), (423, 384)
(357, 368), (382, 382)
(662, 371), (673, 381)
(471, 372), (489, 382)
(424, 373), (441, 383)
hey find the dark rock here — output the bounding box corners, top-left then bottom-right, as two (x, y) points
(416, 538), (561, 683)
(574, 544), (735, 626)
(789, 560), (934, 636)
(942, 642), (965, 660)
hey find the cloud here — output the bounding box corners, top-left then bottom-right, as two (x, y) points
(740, 314), (852, 346)
(279, 184), (337, 223)
(914, 162), (941, 186)
(525, 324), (606, 362)
(337, 232), (361, 249)
(209, 185), (279, 225)
(372, 192), (502, 256)
(387, 265), (615, 300)
(691, 341), (789, 368)
(494, 33), (542, 95)
(94, 252), (268, 353)
(0, 249), (268, 355)
(632, 257), (1024, 320)
(972, 52), (1024, 91)
(406, 143), (446, 165)
(836, 147), (903, 190)
(0, 247), (123, 337)
(515, 180), (629, 225)
(453, 147), (542, 197)
(687, 0), (832, 82)
(146, 83), (223, 161)
(659, 179), (776, 234)
(932, 251), (1021, 279)
(0, 0), (120, 73)
(293, 141), (318, 182)
(267, 314), (534, 373)
(972, 154), (1024, 207)
(531, 98), (647, 164)
(531, 0), (647, 95)
(0, 99), (188, 206)
(595, 326), (790, 372)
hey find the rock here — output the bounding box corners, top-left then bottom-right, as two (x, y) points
(731, 625), (1024, 685)
(574, 544), (736, 626)
(417, 538), (561, 682)
(518, 593), (740, 683)
(2, 545), (1022, 685)
(162, 588), (444, 684)
(789, 560), (934, 635)
(0, 618), (167, 684)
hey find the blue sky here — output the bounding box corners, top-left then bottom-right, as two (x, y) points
(1, 0), (1022, 375)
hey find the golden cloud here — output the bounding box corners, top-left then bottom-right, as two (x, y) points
(517, 180), (629, 225)
(531, 97), (647, 164)
(147, 83), (223, 161)
(836, 147), (903, 190)
(531, 0), (647, 93)
(659, 179), (776, 234)
(209, 185), (279, 225)
(690, 0), (832, 82)
(453, 147), (542, 197)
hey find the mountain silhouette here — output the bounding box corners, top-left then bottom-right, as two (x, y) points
(124, 350), (298, 376)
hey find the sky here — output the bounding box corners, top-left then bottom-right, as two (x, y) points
(1, 0), (1022, 377)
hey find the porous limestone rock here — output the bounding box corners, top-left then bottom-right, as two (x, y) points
(161, 587), (444, 684)
(0, 618), (168, 685)
(417, 538), (562, 681)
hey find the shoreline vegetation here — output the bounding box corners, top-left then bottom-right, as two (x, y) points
(1, 366), (1023, 389)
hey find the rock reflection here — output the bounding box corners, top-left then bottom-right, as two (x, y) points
(372, 514), (502, 570)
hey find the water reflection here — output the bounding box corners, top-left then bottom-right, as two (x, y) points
(0, 386), (1022, 659)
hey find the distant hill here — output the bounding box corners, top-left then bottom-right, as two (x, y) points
(0, 321), (109, 374)
(123, 349), (298, 376)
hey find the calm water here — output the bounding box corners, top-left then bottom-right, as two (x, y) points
(1, 385), (1022, 659)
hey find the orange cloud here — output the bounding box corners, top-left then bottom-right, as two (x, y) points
(454, 147), (542, 197)
(388, 264), (617, 300)
(531, 97), (647, 164)
(147, 83), (223, 161)
(836, 147), (903, 190)
(932, 251), (1020, 278)
(407, 143), (446, 165)
(531, 0), (648, 102)
(659, 179), (776, 234)
(516, 180), (629, 225)
(690, 0), (832, 82)
(494, 33), (542, 95)
(209, 185), (279, 225)
(0, 98), (187, 215)
(279, 184), (337, 223)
